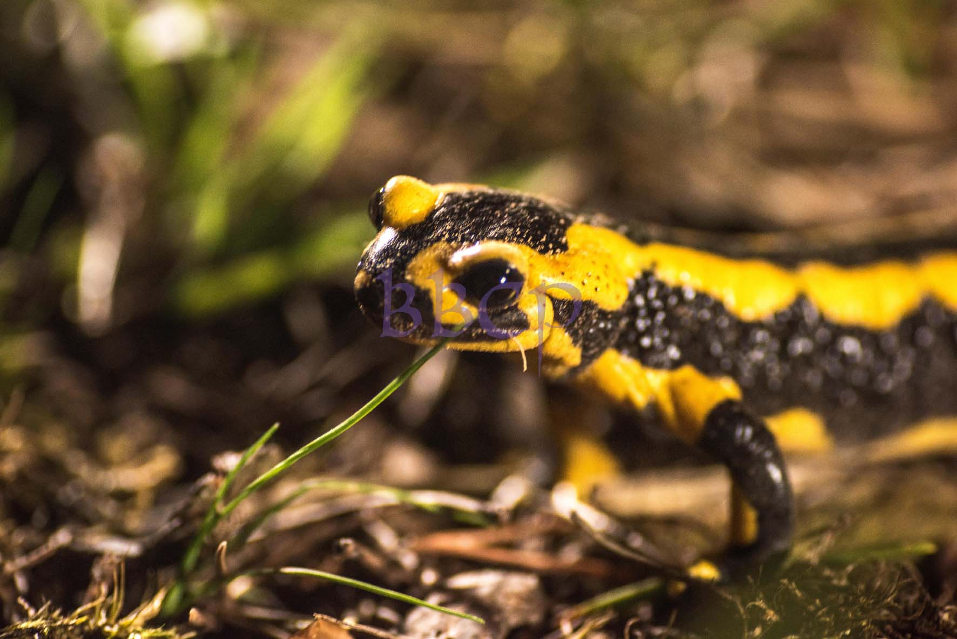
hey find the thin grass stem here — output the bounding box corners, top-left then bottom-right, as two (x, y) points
(241, 567), (485, 625)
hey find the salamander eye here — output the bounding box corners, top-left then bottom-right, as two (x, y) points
(368, 186), (386, 229)
(453, 258), (525, 309)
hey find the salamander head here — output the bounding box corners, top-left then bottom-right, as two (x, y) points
(354, 176), (576, 354)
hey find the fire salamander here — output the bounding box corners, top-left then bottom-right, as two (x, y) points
(354, 175), (957, 577)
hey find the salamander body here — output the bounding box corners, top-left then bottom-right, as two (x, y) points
(355, 175), (957, 573)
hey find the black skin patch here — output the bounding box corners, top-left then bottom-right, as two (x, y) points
(430, 191), (574, 255)
(551, 298), (623, 373)
(360, 190), (574, 277)
(699, 400), (794, 568)
(616, 270), (957, 440)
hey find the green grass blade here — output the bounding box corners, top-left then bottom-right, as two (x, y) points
(241, 29), (378, 191)
(10, 168), (63, 253)
(822, 540), (938, 566)
(163, 422), (279, 615)
(230, 479), (494, 549)
(560, 578), (664, 621)
(183, 26), (380, 256)
(168, 50), (258, 253)
(178, 423), (280, 577)
(243, 566), (485, 625)
(76, 0), (180, 154)
(169, 49), (257, 197)
(163, 339), (451, 616)
(218, 340), (449, 520)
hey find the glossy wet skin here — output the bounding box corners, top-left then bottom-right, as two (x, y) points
(354, 176), (577, 354)
(354, 175), (957, 572)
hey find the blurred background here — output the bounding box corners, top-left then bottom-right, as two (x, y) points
(1, 0), (957, 635)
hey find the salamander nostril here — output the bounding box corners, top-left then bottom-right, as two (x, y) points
(368, 187), (386, 229)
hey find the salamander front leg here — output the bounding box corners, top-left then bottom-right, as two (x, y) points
(576, 353), (794, 577)
(698, 400), (794, 574)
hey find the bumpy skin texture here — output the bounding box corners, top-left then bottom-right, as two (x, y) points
(356, 176), (957, 573)
(617, 274), (957, 440)
(698, 401), (794, 564)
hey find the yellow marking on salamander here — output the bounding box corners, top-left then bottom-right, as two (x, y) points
(402, 241), (553, 353)
(380, 175), (441, 229)
(919, 253), (957, 310)
(865, 417), (957, 462)
(566, 225), (800, 320)
(576, 349), (656, 409)
(765, 408), (834, 453)
(663, 366), (742, 443)
(404, 242), (467, 322)
(559, 425), (623, 493)
(686, 559), (723, 582)
(566, 224), (957, 329)
(577, 350), (741, 444)
(354, 268), (372, 290)
(400, 240), (605, 363)
(381, 177), (516, 230)
(540, 325), (583, 373)
(403, 235), (629, 322)
(730, 484), (759, 546)
(797, 261), (923, 329)
(539, 227), (632, 311)
(548, 392), (621, 494)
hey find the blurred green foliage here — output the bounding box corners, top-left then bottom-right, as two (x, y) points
(1, 0), (384, 324)
(86, 0), (380, 306)
(0, 0), (954, 327)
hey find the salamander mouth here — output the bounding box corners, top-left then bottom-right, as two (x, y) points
(355, 277), (533, 344)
